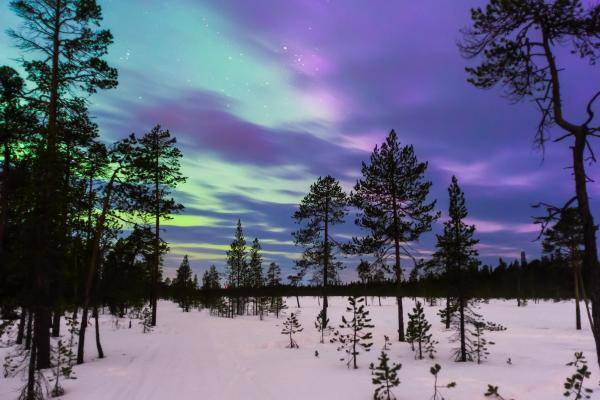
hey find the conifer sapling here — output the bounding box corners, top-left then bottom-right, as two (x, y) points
(282, 313), (303, 349)
(430, 364), (456, 400)
(331, 296), (374, 369)
(563, 352), (593, 400)
(370, 351), (401, 400)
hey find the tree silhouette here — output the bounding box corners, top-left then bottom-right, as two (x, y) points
(293, 175), (348, 332)
(351, 130), (438, 341)
(459, 0), (600, 365)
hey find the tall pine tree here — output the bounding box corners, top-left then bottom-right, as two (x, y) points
(134, 125), (186, 326)
(293, 175), (348, 331)
(173, 255), (194, 312)
(226, 219), (247, 315)
(351, 130), (438, 341)
(542, 208), (585, 330)
(435, 176), (480, 362)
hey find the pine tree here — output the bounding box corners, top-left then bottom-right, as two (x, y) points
(460, 0), (600, 366)
(202, 265), (220, 290)
(449, 304), (490, 363)
(473, 320), (492, 364)
(484, 385), (509, 400)
(293, 175), (348, 330)
(331, 296), (374, 369)
(281, 312), (303, 348)
(248, 238), (263, 288)
(564, 352), (594, 400)
(351, 130), (439, 342)
(49, 339), (71, 397)
(140, 306), (153, 334)
(248, 238), (263, 315)
(270, 296), (287, 319)
(134, 125), (185, 326)
(266, 262), (282, 287)
(369, 351), (401, 400)
(315, 309), (334, 344)
(436, 176), (480, 362)
(436, 300), (457, 330)
(406, 301), (437, 360)
(430, 364), (456, 400)
(357, 259), (372, 305)
(542, 208), (585, 330)
(173, 255), (194, 312)
(226, 219), (248, 315)
(8, 0), (118, 376)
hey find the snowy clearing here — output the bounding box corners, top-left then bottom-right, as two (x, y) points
(1, 298), (598, 400)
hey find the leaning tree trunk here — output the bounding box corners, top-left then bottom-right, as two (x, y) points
(543, 30), (600, 366)
(77, 168), (120, 364)
(573, 133), (600, 360)
(93, 306), (104, 359)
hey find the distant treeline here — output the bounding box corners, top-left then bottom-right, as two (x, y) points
(164, 255), (576, 302)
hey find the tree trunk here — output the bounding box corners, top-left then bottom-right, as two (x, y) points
(152, 141), (160, 327)
(392, 195), (405, 342)
(322, 198), (329, 329)
(51, 312), (60, 337)
(0, 141), (11, 255)
(542, 28), (600, 366)
(34, 308), (51, 369)
(93, 306), (104, 359)
(26, 330), (37, 400)
(573, 132), (600, 362)
(77, 307), (88, 364)
(445, 296), (451, 329)
(77, 168), (120, 364)
(16, 309), (26, 345)
(459, 297), (466, 362)
(25, 311), (33, 350)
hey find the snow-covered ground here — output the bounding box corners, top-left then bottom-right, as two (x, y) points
(1, 298), (598, 400)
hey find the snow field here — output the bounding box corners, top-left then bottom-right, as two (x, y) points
(1, 297), (598, 400)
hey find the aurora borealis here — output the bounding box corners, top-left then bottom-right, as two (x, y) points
(1, 0), (598, 279)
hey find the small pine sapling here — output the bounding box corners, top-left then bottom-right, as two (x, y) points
(282, 313), (303, 348)
(370, 351), (401, 400)
(430, 364), (456, 400)
(473, 321), (493, 364)
(140, 306), (153, 333)
(50, 340), (68, 397)
(563, 352), (593, 400)
(315, 309), (334, 344)
(382, 335), (392, 351)
(484, 385), (512, 400)
(485, 321), (507, 332)
(65, 314), (78, 371)
(3, 346), (28, 378)
(331, 296), (374, 369)
(406, 301), (437, 360)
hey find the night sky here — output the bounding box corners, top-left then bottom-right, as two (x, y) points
(1, 0), (598, 280)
